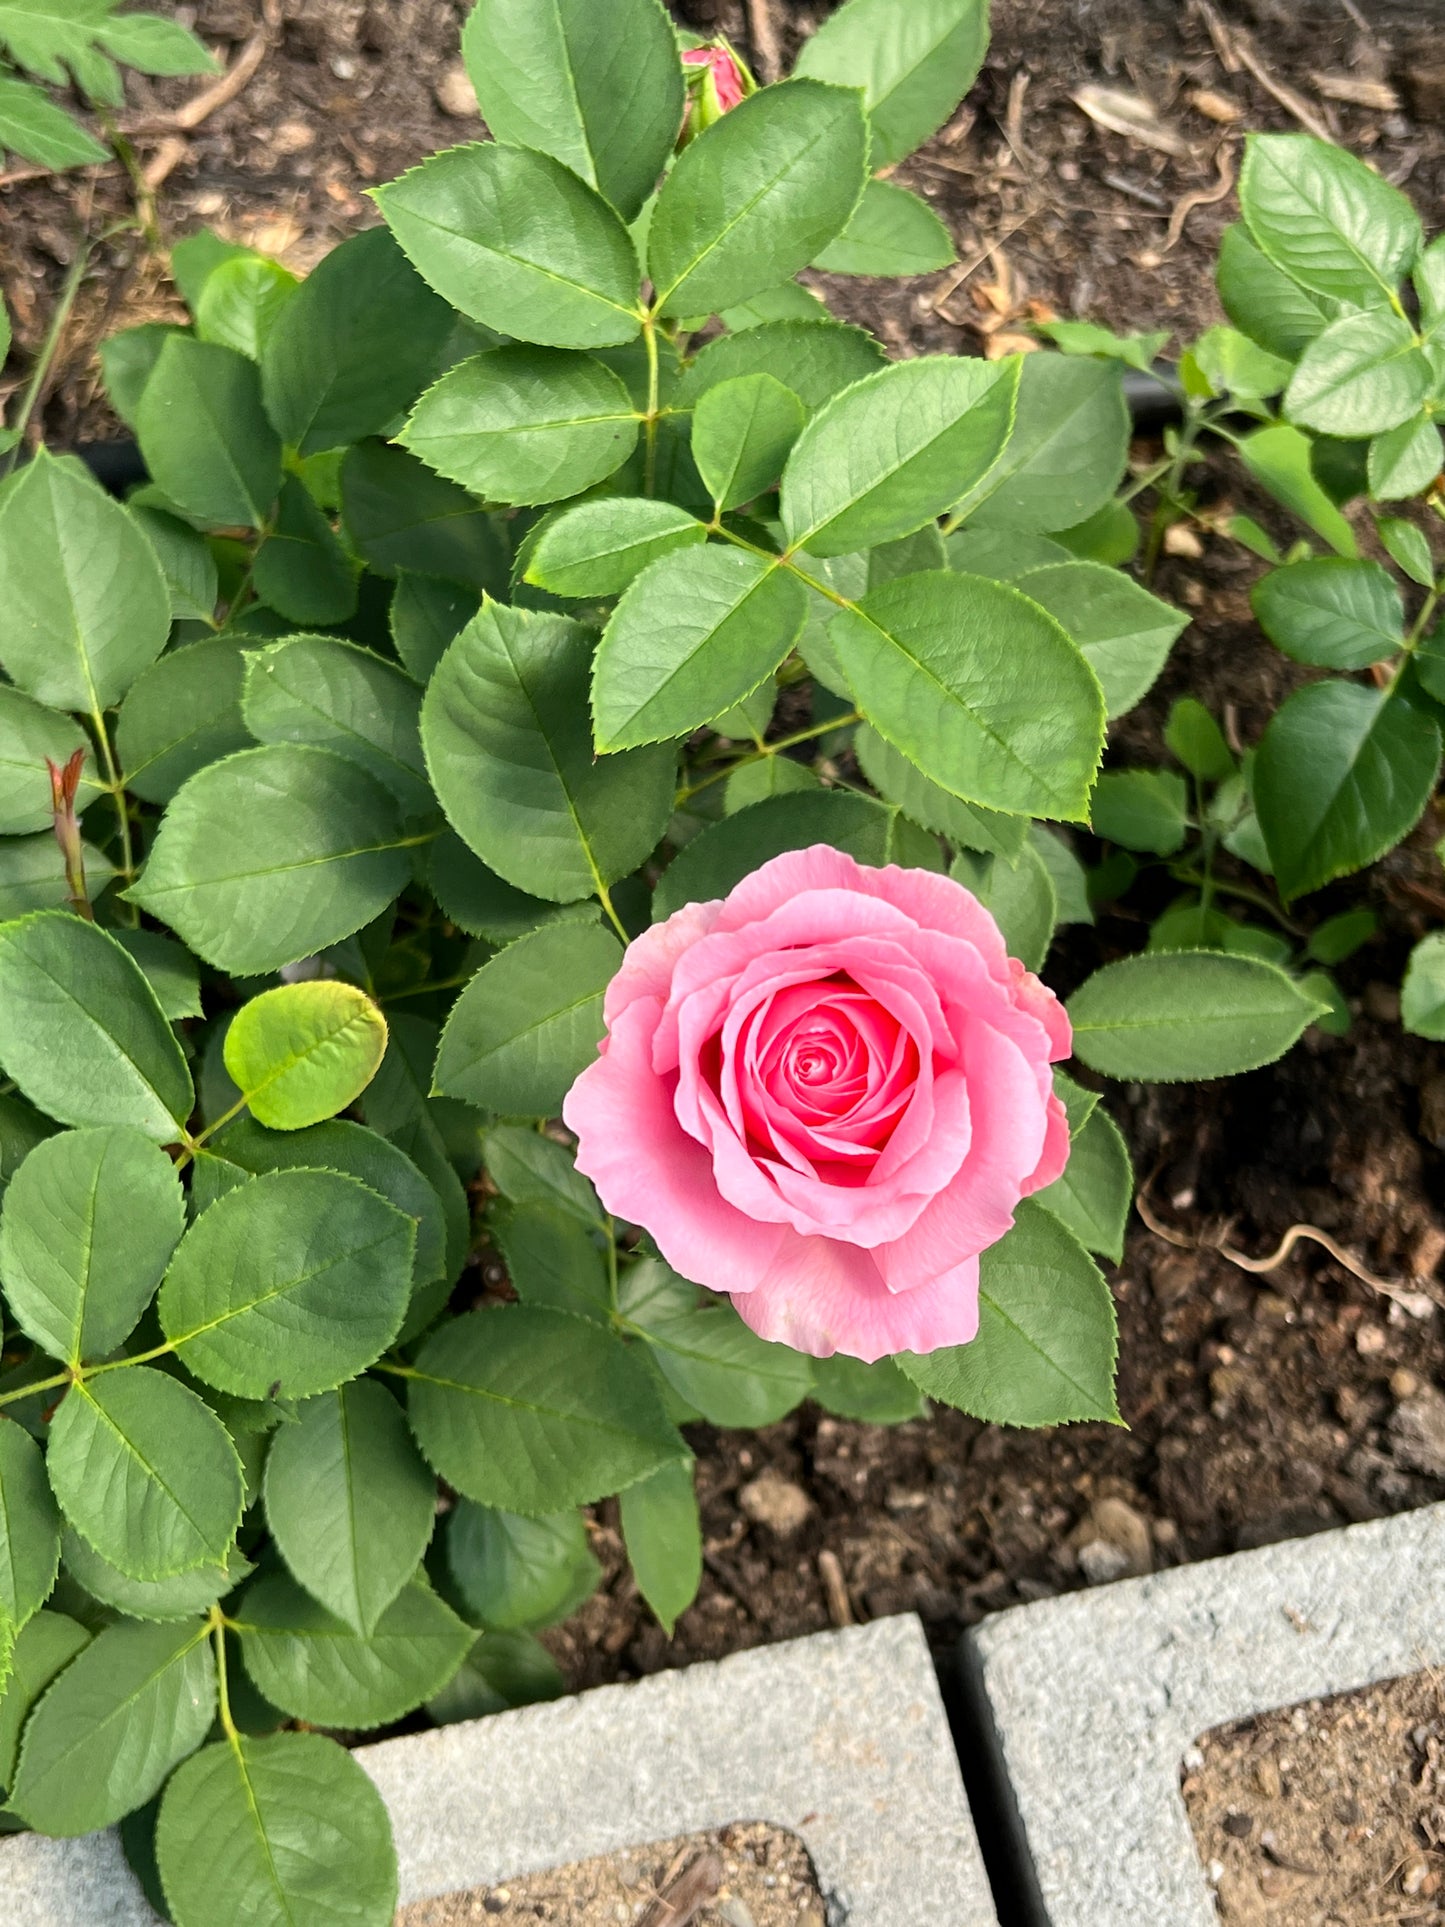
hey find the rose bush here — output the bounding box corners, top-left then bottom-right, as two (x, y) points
(567, 847), (1069, 1359)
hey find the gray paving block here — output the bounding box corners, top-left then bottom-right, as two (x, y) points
(964, 1500), (1445, 1926)
(0, 1613), (996, 1926)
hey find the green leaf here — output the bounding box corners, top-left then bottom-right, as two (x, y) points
(10, 1619), (214, 1836)
(434, 920), (621, 1116)
(828, 570), (1104, 819)
(0, 75), (107, 168)
(115, 636), (252, 805)
(1402, 932), (1445, 1040)
(391, 572), (481, 683)
(618, 1259), (814, 1426)
(1379, 516), (1434, 587)
(950, 842), (1056, 971)
(0, 448), (169, 712)
(1187, 324), (1292, 401)
(224, 981), (388, 1132)
(356, 1015), (472, 1284)
(813, 177), (955, 275)
(422, 600), (674, 902)
(0, 911), (193, 1139)
(1239, 131), (1422, 307)
(673, 318), (886, 415)
(484, 1124), (602, 1228)
(96, 12), (217, 76)
(811, 1352), (928, 1423)
(1304, 906), (1377, 967)
(0, 1419), (59, 1631)
(136, 336), (282, 530)
(1368, 415), (1443, 502)
(649, 79), (869, 319)
(592, 546), (806, 750)
(693, 374), (805, 511)
(128, 743), (413, 975)
(781, 356), (1017, 557)
(47, 1368), (244, 1580)
(263, 1382), (436, 1636)
(654, 787), (941, 919)
(525, 497), (706, 598)
(0, 1094), (55, 1200)
(130, 504), (219, 623)
(855, 724), (1025, 858)
(1067, 950), (1325, 1081)
(1012, 560), (1187, 720)
(250, 476), (358, 627)
(261, 225), (453, 455)
(342, 441), (510, 594)
(0, 685), (101, 835)
(427, 831), (576, 946)
(1284, 309), (1430, 436)
(1238, 423), (1357, 556)
(0, 1126), (183, 1364)
(1090, 769), (1189, 856)
(0, 835), (116, 921)
(242, 634), (429, 812)
(1032, 824), (1092, 927)
(899, 1201), (1118, 1426)
(156, 1731), (398, 1927)
(620, 1458), (700, 1637)
(1035, 1104), (1132, 1263)
(1253, 680), (1440, 901)
(950, 354), (1129, 533)
(406, 1305), (686, 1512)
(402, 346), (639, 505)
(427, 1627), (563, 1723)
(461, 0), (682, 223)
(724, 753), (821, 811)
(0, 1612), (89, 1795)
(490, 1199), (611, 1322)
(446, 1503), (599, 1631)
(1165, 697), (1234, 782)
(159, 1169), (415, 1399)
(795, 0), (988, 167)
(375, 141), (642, 350)
(61, 1528), (248, 1624)
(1251, 557), (1403, 669)
(195, 254), (298, 362)
(1215, 220), (1336, 362)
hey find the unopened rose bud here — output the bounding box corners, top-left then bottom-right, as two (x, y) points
(678, 40), (754, 146)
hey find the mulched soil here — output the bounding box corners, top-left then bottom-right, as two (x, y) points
(3, 0), (1445, 1688)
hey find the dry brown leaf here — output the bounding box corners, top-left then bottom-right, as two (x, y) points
(986, 331), (1040, 359)
(1071, 84), (1191, 157)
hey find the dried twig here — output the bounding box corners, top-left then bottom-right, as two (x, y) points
(1072, 83), (1191, 158)
(818, 1548), (854, 1627)
(1194, 0), (1336, 143)
(637, 1852), (725, 1927)
(745, 0), (783, 86)
(1311, 71), (1399, 112)
(929, 212), (1035, 316)
(1161, 141), (1237, 253)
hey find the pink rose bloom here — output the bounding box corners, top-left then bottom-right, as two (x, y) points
(563, 848), (1071, 1363)
(681, 44), (748, 114)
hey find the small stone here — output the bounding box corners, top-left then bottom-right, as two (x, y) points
(738, 1470), (813, 1536)
(436, 60), (480, 118)
(272, 119), (315, 155)
(1222, 1809), (1253, 1838)
(717, 1901), (758, 1927)
(1392, 1368), (1422, 1401)
(1402, 1854), (1431, 1896)
(1163, 525), (1203, 558)
(1255, 1753), (1283, 1800)
(1355, 1324), (1387, 1356)
(1078, 1539), (1131, 1586)
(1389, 1384), (1445, 1477)
(1088, 1496), (1153, 1577)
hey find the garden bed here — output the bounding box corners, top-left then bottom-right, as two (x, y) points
(1, 0), (1443, 1696)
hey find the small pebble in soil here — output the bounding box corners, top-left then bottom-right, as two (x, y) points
(738, 1471), (813, 1537)
(436, 60), (479, 117)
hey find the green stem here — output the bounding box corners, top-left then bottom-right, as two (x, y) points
(677, 711), (861, 803)
(1, 242), (92, 478)
(1142, 406), (1207, 586)
(595, 880), (630, 944)
(85, 1340), (177, 1376)
(642, 315), (660, 499)
(210, 1608), (241, 1744)
(89, 706), (136, 912)
(0, 1370), (71, 1411)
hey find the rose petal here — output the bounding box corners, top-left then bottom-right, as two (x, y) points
(731, 1236), (980, 1362)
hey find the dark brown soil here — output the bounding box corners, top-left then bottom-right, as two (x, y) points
(1183, 1670), (1445, 1923)
(4, 1), (1445, 1691)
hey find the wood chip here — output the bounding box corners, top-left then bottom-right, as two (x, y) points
(818, 1549), (854, 1627)
(1310, 71), (1400, 112)
(1188, 87), (1244, 123)
(1071, 84), (1191, 158)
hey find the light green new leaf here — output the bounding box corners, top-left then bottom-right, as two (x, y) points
(1239, 131), (1423, 307)
(1237, 423), (1357, 557)
(224, 981), (388, 1132)
(61, 1529), (249, 1625)
(1012, 560), (1186, 719)
(795, 0), (988, 167)
(693, 373), (805, 511)
(461, 0), (682, 223)
(10, 1619), (215, 1837)
(135, 335), (282, 530)
(0, 912), (193, 1140)
(649, 79), (869, 320)
(0, 685), (100, 836)
(406, 1305), (686, 1513)
(242, 634), (429, 813)
(116, 636), (252, 805)
(0, 448), (169, 711)
(446, 1503), (599, 1631)
(156, 1731), (398, 1927)
(1251, 557), (1403, 669)
(781, 355), (1018, 556)
(195, 253), (298, 362)
(618, 1259), (814, 1427)
(0, 1418), (59, 1630)
(1068, 950), (1324, 1081)
(1402, 932), (1445, 1041)
(0, 1127), (184, 1363)
(250, 475), (358, 628)
(1036, 1104), (1132, 1263)
(401, 346), (639, 504)
(1379, 517), (1434, 587)
(673, 318), (887, 414)
(620, 1459), (700, 1637)
(951, 353), (1129, 533)
(0, 1612), (90, 1796)
(264, 1382), (437, 1635)
(1090, 769), (1189, 856)
(159, 1169), (415, 1400)
(524, 497), (706, 598)
(261, 224), (454, 455)
(1165, 697), (1234, 783)
(1187, 324), (1292, 401)
(1284, 309), (1430, 437)
(900, 1202), (1118, 1426)
(433, 920), (621, 1116)
(127, 743), (413, 975)
(421, 600), (674, 902)
(1253, 680), (1441, 902)
(813, 178), (956, 274)
(592, 546), (806, 750)
(46, 1369), (244, 1581)
(828, 570), (1105, 819)
(375, 141), (642, 350)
